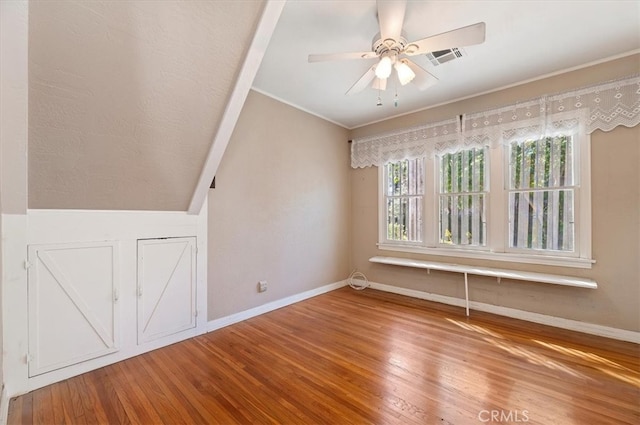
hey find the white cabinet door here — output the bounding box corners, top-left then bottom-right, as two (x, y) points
(137, 237), (196, 344)
(28, 242), (119, 377)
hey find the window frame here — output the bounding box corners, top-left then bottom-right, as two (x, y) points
(377, 117), (593, 269)
(379, 158), (425, 247)
(504, 135), (581, 258)
(436, 147), (489, 250)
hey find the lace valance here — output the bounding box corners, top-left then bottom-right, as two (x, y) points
(350, 118), (460, 169)
(351, 74), (640, 168)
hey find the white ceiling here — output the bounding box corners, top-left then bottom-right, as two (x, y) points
(253, 0), (640, 129)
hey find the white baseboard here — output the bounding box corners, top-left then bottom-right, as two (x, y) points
(1, 384), (8, 425)
(368, 281), (640, 344)
(208, 280), (348, 332)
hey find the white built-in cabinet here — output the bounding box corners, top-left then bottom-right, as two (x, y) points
(27, 237), (197, 378)
(137, 237), (197, 343)
(27, 241), (120, 377)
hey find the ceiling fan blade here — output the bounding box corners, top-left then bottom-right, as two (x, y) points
(377, 0), (407, 42)
(403, 59), (438, 91)
(346, 65), (377, 95)
(308, 51), (378, 63)
(404, 22), (486, 56)
(372, 77), (387, 91)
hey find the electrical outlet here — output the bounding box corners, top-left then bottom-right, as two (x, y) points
(258, 280), (268, 292)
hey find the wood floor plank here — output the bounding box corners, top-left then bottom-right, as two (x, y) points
(106, 362), (157, 425)
(31, 386), (54, 425)
(50, 381), (75, 425)
(64, 377), (90, 425)
(7, 392), (31, 425)
(8, 287), (640, 424)
(86, 367), (131, 425)
(155, 340), (252, 424)
(67, 375), (102, 425)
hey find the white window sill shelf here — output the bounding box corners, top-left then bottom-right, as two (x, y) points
(377, 243), (594, 269)
(369, 256), (597, 289)
(369, 255), (597, 317)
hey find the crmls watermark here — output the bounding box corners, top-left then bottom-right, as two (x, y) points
(478, 409), (530, 423)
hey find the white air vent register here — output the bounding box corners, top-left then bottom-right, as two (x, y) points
(426, 47), (465, 66)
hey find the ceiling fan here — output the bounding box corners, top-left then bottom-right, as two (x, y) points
(308, 0), (486, 97)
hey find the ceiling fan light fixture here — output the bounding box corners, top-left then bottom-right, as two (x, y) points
(375, 55), (393, 79)
(395, 60), (415, 85)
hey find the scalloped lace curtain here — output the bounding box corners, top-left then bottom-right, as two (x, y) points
(351, 74), (640, 168)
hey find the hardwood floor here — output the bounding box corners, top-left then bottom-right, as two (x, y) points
(8, 287), (640, 424)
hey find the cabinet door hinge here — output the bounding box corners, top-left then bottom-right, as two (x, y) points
(24, 260), (32, 270)
(26, 353), (33, 364)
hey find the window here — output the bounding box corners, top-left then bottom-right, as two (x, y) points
(508, 136), (575, 252)
(359, 74), (640, 268)
(382, 158), (424, 243)
(378, 127), (591, 268)
(439, 148), (487, 247)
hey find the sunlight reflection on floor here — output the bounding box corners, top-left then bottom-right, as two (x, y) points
(444, 318), (505, 339)
(534, 339), (640, 387)
(446, 318), (588, 379)
(483, 337), (588, 379)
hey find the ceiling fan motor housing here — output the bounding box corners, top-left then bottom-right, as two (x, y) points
(372, 31), (408, 57)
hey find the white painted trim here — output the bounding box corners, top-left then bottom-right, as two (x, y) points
(368, 281), (640, 344)
(250, 87), (349, 129)
(2, 213), (28, 402)
(208, 280), (348, 332)
(188, 0), (286, 215)
(0, 385), (8, 425)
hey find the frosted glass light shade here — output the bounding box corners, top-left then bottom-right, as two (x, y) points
(375, 56), (392, 79)
(395, 61), (415, 85)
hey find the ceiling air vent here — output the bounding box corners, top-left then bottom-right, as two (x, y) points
(426, 47), (464, 66)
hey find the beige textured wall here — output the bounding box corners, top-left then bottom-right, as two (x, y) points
(350, 54), (640, 332)
(208, 90), (351, 320)
(28, 0), (264, 211)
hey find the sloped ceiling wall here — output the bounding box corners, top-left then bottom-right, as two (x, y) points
(28, 0), (265, 211)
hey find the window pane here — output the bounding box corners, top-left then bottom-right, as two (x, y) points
(508, 189), (574, 251)
(438, 148), (487, 246)
(509, 136), (573, 190)
(439, 194), (486, 246)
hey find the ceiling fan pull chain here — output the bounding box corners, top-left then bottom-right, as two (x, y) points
(394, 78), (399, 107)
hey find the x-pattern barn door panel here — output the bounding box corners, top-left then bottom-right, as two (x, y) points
(27, 242), (119, 377)
(137, 237), (196, 344)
